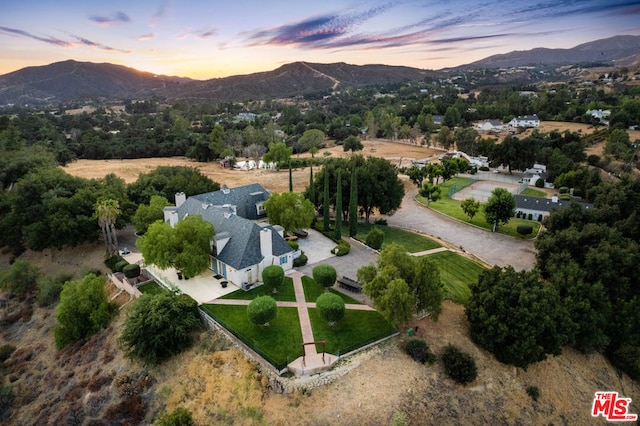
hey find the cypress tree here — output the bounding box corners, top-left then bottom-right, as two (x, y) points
(323, 169), (330, 232)
(309, 164), (315, 205)
(289, 160), (293, 192)
(349, 164), (358, 237)
(334, 170), (342, 240)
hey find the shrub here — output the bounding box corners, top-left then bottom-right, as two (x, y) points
(0, 344), (16, 363)
(316, 292), (345, 325)
(247, 296), (277, 326)
(36, 273), (72, 306)
(0, 260), (41, 296)
(334, 240), (350, 256)
(115, 260), (129, 272)
(156, 407), (196, 426)
(516, 224), (533, 236)
(535, 178), (545, 188)
(262, 265), (284, 293)
(479, 166), (490, 171)
(373, 218), (388, 226)
(312, 265), (337, 290)
(123, 264), (141, 279)
(608, 345), (640, 381)
(404, 339), (437, 364)
(442, 345), (477, 385)
(287, 240), (299, 250)
(365, 227), (384, 250)
(587, 154), (601, 167)
(558, 186), (569, 194)
(293, 252), (308, 267)
(526, 385), (540, 402)
(0, 384), (15, 419)
(105, 254), (124, 271)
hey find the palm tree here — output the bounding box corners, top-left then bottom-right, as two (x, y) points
(94, 198), (121, 255)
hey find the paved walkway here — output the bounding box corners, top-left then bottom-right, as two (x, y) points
(208, 269), (374, 375)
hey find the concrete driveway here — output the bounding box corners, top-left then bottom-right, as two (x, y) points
(385, 188), (536, 271)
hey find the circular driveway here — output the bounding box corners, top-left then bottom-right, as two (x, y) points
(386, 188), (536, 271)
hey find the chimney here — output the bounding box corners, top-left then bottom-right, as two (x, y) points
(175, 192), (186, 207)
(163, 206), (177, 224)
(260, 227), (273, 260)
(552, 194), (558, 203)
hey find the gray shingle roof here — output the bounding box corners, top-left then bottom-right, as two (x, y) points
(190, 183), (269, 219)
(515, 195), (593, 213)
(176, 197), (292, 270)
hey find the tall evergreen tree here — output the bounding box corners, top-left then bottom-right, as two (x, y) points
(349, 164), (358, 237)
(334, 170), (342, 240)
(323, 169), (330, 231)
(309, 165), (315, 205)
(288, 160), (293, 192)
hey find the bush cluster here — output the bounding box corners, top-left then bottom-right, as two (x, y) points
(123, 264), (141, 279)
(105, 255), (125, 272)
(526, 385), (540, 402)
(293, 252), (308, 267)
(334, 240), (350, 256)
(516, 224), (533, 236)
(365, 227), (384, 250)
(403, 339), (437, 364)
(442, 345), (477, 385)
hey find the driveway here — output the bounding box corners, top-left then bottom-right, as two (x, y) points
(385, 188), (536, 271)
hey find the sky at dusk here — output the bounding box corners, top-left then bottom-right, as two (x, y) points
(1, 0), (639, 80)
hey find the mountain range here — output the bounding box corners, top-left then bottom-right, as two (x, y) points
(0, 35), (638, 106)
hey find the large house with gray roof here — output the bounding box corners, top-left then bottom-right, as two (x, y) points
(163, 183), (294, 287)
(515, 194), (594, 220)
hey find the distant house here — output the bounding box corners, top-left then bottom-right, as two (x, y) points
(475, 119), (504, 132)
(163, 183), (294, 286)
(515, 194), (593, 220)
(508, 115), (540, 128)
(432, 115), (444, 125)
(586, 109), (611, 125)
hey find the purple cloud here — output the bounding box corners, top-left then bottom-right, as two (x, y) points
(70, 34), (131, 53)
(89, 11), (131, 26)
(0, 26), (72, 47)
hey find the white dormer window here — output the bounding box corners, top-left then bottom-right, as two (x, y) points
(256, 202), (266, 215)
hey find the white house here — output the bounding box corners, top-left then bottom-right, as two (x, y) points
(515, 194), (593, 220)
(475, 119), (504, 132)
(508, 115), (540, 128)
(163, 184), (295, 287)
(586, 109), (611, 125)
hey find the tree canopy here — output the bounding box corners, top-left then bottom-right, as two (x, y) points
(316, 292), (345, 325)
(247, 296), (277, 326)
(54, 274), (114, 349)
(132, 195), (171, 235)
(119, 292), (201, 365)
(484, 187), (516, 231)
(127, 166), (219, 205)
(264, 191), (314, 234)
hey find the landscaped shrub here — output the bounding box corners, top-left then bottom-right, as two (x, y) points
(123, 264), (141, 279)
(316, 292), (345, 325)
(442, 344), (477, 385)
(526, 385), (540, 402)
(558, 186), (569, 194)
(365, 227), (384, 250)
(287, 240), (299, 250)
(262, 265), (284, 293)
(516, 224), (533, 236)
(479, 166), (490, 171)
(334, 240), (350, 256)
(105, 254), (124, 271)
(313, 265), (337, 291)
(115, 260), (129, 272)
(247, 296), (277, 326)
(293, 252), (308, 267)
(373, 218), (388, 226)
(404, 339), (437, 364)
(535, 178), (545, 188)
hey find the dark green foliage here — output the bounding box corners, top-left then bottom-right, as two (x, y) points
(608, 345), (640, 381)
(334, 240), (350, 256)
(365, 227), (384, 250)
(558, 186), (569, 194)
(0, 384), (15, 419)
(404, 339), (437, 364)
(316, 292), (345, 324)
(123, 264), (141, 279)
(293, 252), (308, 267)
(0, 260), (40, 296)
(36, 273), (72, 306)
(484, 187), (516, 231)
(115, 260), (129, 272)
(0, 344), (16, 363)
(287, 240), (299, 250)
(465, 266), (573, 369)
(264, 191), (315, 234)
(442, 345), (477, 385)
(132, 195), (170, 234)
(535, 178), (545, 188)
(54, 274), (115, 349)
(156, 407), (196, 426)
(312, 265), (337, 290)
(127, 166), (219, 205)
(262, 265), (284, 293)
(526, 385), (540, 402)
(334, 170), (342, 240)
(349, 164), (358, 237)
(105, 254), (124, 271)
(373, 218), (387, 226)
(247, 296), (277, 326)
(120, 292), (201, 365)
(323, 169), (330, 231)
(516, 224), (533, 236)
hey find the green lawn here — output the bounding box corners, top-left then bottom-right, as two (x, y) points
(308, 308), (396, 355)
(137, 281), (166, 295)
(355, 222), (441, 252)
(301, 275), (362, 304)
(201, 304), (303, 370)
(417, 177), (541, 239)
(427, 251), (485, 304)
(520, 187), (546, 197)
(219, 277), (296, 302)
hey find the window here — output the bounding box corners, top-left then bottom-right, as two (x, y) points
(256, 203), (265, 215)
(279, 255), (287, 265)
